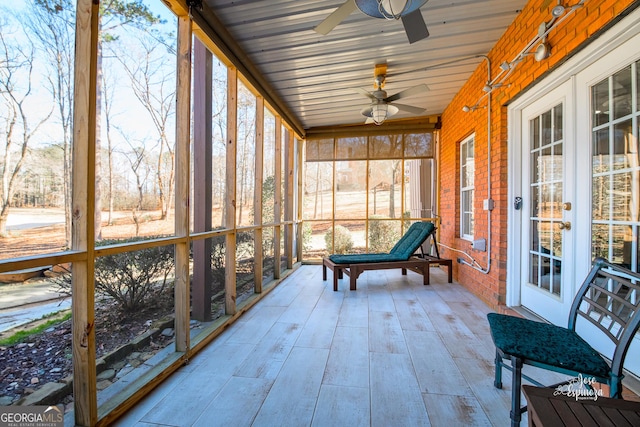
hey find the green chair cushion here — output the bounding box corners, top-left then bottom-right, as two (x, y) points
(328, 221), (435, 265)
(389, 221), (435, 259)
(328, 253), (407, 264)
(487, 313), (610, 378)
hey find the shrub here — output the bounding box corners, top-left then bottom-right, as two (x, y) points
(325, 225), (353, 254)
(93, 238), (174, 312)
(302, 222), (312, 252)
(209, 230), (254, 285)
(368, 215), (399, 253)
(51, 237), (174, 312)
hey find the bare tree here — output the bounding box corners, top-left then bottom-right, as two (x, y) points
(0, 25), (51, 236)
(94, 0), (164, 237)
(27, 0), (75, 245)
(101, 69), (118, 225)
(211, 63), (228, 227)
(28, 0), (163, 241)
(236, 86), (256, 225)
(121, 140), (149, 236)
(114, 35), (176, 220)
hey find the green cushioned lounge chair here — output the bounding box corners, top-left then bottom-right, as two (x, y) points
(487, 257), (640, 427)
(322, 221), (449, 291)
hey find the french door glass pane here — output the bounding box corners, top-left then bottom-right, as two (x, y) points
(613, 65), (632, 120)
(591, 60), (640, 271)
(529, 103), (563, 295)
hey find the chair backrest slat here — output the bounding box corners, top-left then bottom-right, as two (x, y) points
(569, 257), (640, 376)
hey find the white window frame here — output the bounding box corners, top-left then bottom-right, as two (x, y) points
(460, 134), (475, 240)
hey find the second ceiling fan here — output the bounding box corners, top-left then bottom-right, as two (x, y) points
(314, 0), (430, 44)
(356, 64), (428, 125)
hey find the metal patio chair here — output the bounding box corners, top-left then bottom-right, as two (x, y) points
(487, 257), (640, 427)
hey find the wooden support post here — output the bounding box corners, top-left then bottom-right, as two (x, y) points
(254, 96), (264, 293)
(296, 137), (304, 262)
(71, 0), (99, 424)
(192, 38), (213, 321)
(273, 117), (282, 279)
(174, 15), (192, 352)
(226, 67), (238, 314)
(284, 129), (294, 269)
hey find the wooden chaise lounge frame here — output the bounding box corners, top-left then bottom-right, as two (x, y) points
(322, 221), (452, 291)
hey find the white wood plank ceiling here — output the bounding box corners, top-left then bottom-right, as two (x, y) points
(203, 0), (527, 131)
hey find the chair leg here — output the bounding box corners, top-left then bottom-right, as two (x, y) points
(322, 264), (327, 281)
(421, 264), (429, 286)
(610, 374), (623, 398)
(350, 267), (359, 290)
(510, 356), (523, 427)
(494, 349), (503, 389)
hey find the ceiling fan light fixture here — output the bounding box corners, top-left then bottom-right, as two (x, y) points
(377, 0), (410, 20)
(372, 103), (389, 125)
(356, 0), (428, 19)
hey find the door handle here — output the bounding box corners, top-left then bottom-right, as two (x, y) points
(558, 221), (571, 230)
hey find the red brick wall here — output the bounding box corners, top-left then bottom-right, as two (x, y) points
(438, 0), (638, 309)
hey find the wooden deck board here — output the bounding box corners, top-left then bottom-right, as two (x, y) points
(312, 384), (370, 427)
(193, 377), (273, 427)
(115, 265), (544, 427)
(252, 347), (329, 426)
(423, 393), (493, 426)
(323, 326), (369, 388)
(233, 321), (301, 379)
(394, 298), (436, 332)
(368, 309), (407, 354)
(370, 352), (431, 426)
(405, 330), (474, 396)
(337, 296), (369, 328)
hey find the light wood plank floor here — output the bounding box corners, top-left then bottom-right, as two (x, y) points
(115, 265), (564, 427)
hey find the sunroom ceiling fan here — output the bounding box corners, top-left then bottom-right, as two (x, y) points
(314, 0), (430, 44)
(355, 64), (428, 125)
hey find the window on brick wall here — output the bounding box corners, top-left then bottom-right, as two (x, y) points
(460, 134), (475, 240)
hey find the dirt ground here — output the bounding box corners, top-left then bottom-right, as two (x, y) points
(0, 209), (174, 259)
(0, 294), (174, 405)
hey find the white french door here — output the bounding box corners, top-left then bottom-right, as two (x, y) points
(509, 9), (640, 375)
(519, 82), (576, 326)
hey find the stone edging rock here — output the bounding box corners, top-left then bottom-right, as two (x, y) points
(15, 317), (175, 406)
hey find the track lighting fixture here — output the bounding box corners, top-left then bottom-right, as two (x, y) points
(462, 103), (486, 112)
(464, 0), (585, 113)
(552, 4), (566, 17)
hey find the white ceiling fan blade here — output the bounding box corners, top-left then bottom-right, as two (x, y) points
(314, 0), (357, 35)
(352, 87), (378, 101)
(401, 8), (429, 44)
(384, 83), (429, 103)
(393, 103), (426, 115)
